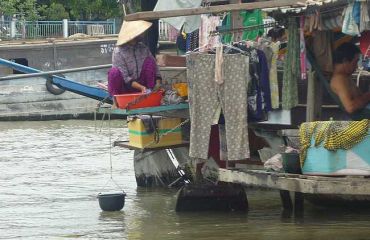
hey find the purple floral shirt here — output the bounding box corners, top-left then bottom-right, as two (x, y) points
(112, 42), (161, 84)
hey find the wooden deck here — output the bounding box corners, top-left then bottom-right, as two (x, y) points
(218, 168), (370, 196)
(97, 103), (189, 116)
(114, 140), (189, 151)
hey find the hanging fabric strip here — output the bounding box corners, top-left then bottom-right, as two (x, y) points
(215, 44), (224, 85)
(282, 17), (300, 110)
(257, 50), (272, 113)
(269, 41), (280, 109)
(312, 31), (333, 73)
(300, 16), (307, 80)
(360, 1), (370, 32)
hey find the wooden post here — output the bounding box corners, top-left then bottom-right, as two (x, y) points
(294, 192), (304, 218)
(230, 0), (244, 42)
(306, 70), (322, 121)
(280, 190), (293, 210)
(280, 190), (293, 218)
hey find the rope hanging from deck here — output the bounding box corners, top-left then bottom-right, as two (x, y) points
(299, 120), (369, 166)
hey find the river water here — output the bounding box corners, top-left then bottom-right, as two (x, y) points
(1, 120), (370, 240)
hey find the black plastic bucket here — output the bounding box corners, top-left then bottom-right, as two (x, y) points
(281, 152), (302, 174)
(97, 192), (126, 211)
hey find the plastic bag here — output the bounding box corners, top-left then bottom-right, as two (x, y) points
(342, 3), (360, 36)
(173, 83), (188, 97)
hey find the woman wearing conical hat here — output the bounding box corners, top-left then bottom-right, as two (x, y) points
(108, 20), (162, 96)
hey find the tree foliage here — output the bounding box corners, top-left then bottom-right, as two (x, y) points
(65, 0), (122, 20)
(0, 0), (127, 21)
(0, 0), (42, 21)
(39, 3), (69, 20)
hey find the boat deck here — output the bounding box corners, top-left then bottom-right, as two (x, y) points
(219, 168), (370, 195)
(219, 168), (370, 214)
(97, 103), (189, 115)
(96, 103), (189, 117)
(114, 140), (189, 151)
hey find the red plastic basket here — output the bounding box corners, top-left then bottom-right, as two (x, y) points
(114, 91), (163, 110)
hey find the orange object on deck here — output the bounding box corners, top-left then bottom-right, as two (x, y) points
(114, 91), (163, 109)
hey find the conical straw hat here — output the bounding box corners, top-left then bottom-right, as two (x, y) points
(117, 20), (152, 46)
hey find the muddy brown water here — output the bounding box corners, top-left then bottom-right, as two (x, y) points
(1, 120), (370, 240)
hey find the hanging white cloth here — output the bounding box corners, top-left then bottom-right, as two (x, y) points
(360, 1), (370, 32)
(214, 44), (224, 85)
(154, 0), (202, 33)
(199, 14), (221, 51)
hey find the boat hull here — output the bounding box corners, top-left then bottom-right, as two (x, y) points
(0, 38), (115, 120)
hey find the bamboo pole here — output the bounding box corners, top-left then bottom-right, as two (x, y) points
(124, 0), (303, 21)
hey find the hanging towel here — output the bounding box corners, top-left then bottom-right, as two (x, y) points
(154, 0), (202, 33)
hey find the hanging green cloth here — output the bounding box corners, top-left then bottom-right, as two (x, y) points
(242, 10), (263, 40)
(222, 10), (264, 43)
(222, 14), (233, 43)
(282, 17), (300, 110)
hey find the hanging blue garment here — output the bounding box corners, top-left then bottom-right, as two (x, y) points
(246, 49), (271, 121)
(185, 30), (199, 51)
(257, 50), (272, 113)
(247, 48), (262, 121)
(353, 1), (361, 25)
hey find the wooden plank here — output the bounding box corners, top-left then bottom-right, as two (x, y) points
(159, 66), (187, 71)
(278, 129), (299, 137)
(97, 103), (189, 116)
(113, 140), (190, 151)
(125, 0), (301, 21)
(218, 168), (370, 195)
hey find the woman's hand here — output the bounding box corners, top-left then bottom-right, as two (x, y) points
(131, 81), (146, 93)
(153, 79), (162, 91)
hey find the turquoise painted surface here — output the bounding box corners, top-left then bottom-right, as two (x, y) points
(302, 133), (370, 174)
(351, 136), (370, 163)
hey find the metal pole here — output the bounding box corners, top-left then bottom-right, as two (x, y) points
(0, 64), (186, 81)
(0, 64), (112, 81)
(112, 19), (116, 34)
(10, 17), (16, 38)
(21, 20), (26, 39)
(63, 19), (68, 38)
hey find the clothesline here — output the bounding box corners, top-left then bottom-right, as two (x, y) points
(209, 22), (278, 36)
(280, 3), (347, 18)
